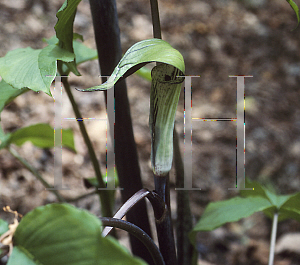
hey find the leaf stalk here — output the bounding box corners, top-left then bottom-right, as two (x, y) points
(58, 65), (113, 218)
(100, 217), (165, 265)
(268, 212), (279, 265)
(8, 146), (65, 202)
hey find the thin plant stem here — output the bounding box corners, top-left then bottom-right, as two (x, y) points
(154, 173), (170, 208)
(149, 0), (162, 39)
(59, 72), (113, 218)
(154, 174), (177, 265)
(8, 146), (65, 202)
(173, 126), (194, 265)
(268, 212), (278, 265)
(100, 217), (165, 265)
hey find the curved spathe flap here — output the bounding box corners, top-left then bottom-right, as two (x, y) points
(77, 38), (185, 92)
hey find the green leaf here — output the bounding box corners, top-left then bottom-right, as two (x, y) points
(286, 0), (300, 30)
(77, 38), (185, 91)
(281, 192), (300, 211)
(44, 36), (98, 74)
(241, 178), (298, 210)
(0, 126), (11, 150)
(278, 192), (300, 222)
(72, 39), (98, 65)
(11, 203), (147, 265)
(240, 178), (270, 200)
(0, 124), (5, 139)
(0, 80), (29, 113)
(7, 246), (38, 265)
(276, 207), (300, 223)
(0, 45), (74, 96)
(47, 36), (147, 81)
(55, 0), (82, 75)
(8, 123), (76, 152)
(0, 219), (9, 236)
(265, 191), (292, 209)
(73, 33), (84, 42)
(47, 35), (150, 80)
(189, 196), (272, 244)
(135, 66), (152, 81)
(191, 182), (300, 246)
(55, 0), (81, 53)
(262, 206), (278, 220)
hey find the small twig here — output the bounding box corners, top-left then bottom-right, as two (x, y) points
(268, 212), (278, 265)
(8, 146), (65, 202)
(100, 217), (165, 265)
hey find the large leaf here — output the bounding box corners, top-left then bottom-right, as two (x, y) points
(0, 80), (29, 113)
(0, 0), (84, 96)
(189, 196), (272, 244)
(10, 204), (147, 265)
(54, 0), (82, 75)
(4, 123), (76, 152)
(191, 179), (300, 246)
(0, 45), (74, 96)
(76, 38), (185, 91)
